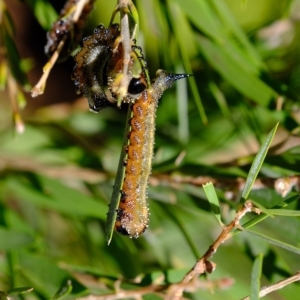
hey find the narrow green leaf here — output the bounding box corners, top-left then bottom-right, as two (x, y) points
(240, 214), (269, 233)
(232, 195), (300, 235)
(3, 30), (29, 89)
(18, 252), (86, 298)
(0, 228), (33, 251)
(209, 0), (263, 70)
(8, 287), (33, 295)
(245, 229), (300, 255)
(17, 90), (27, 110)
(168, 1), (198, 58)
(175, 0), (226, 42)
(263, 209), (300, 217)
(128, 0), (139, 38)
(241, 123), (279, 201)
(3, 8), (16, 36)
(168, 1), (207, 123)
(26, 0), (58, 30)
(250, 200), (276, 216)
(105, 106), (132, 244)
(164, 206), (201, 259)
(5, 177), (107, 219)
(0, 62), (7, 90)
(51, 280), (72, 300)
(203, 182), (223, 226)
(176, 65), (189, 144)
(250, 253), (263, 300)
(197, 35), (276, 106)
(284, 194), (300, 205)
(209, 81), (232, 120)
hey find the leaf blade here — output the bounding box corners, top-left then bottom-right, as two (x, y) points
(241, 123), (279, 200)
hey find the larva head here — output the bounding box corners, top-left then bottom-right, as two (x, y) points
(150, 69), (190, 100)
(127, 77), (147, 99)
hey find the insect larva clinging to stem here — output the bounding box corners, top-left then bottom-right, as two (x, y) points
(113, 70), (190, 238)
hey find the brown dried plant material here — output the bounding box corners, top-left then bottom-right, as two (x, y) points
(72, 24), (121, 112)
(45, 0), (96, 62)
(31, 0), (94, 97)
(72, 20), (150, 112)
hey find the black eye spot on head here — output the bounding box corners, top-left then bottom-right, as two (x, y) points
(128, 78), (146, 95)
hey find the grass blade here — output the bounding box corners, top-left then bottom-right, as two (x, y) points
(241, 123), (279, 201)
(250, 253), (263, 300)
(197, 35), (276, 106)
(245, 229), (300, 255)
(203, 182), (223, 226)
(105, 106), (132, 244)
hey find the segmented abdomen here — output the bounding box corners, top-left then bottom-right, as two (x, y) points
(115, 90), (155, 238)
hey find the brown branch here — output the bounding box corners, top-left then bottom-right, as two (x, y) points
(1, 151), (298, 196)
(31, 0), (89, 97)
(169, 201), (257, 300)
(150, 173), (300, 199)
(75, 202), (255, 300)
(75, 275), (234, 300)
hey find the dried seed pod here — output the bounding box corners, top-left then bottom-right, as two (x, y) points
(72, 23), (148, 112)
(72, 24), (121, 112)
(45, 0), (95, 62)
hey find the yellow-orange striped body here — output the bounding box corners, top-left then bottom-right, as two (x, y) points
(114, 70), (190, 238)
(114, 89), (154, 238)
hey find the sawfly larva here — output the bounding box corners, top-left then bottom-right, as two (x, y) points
(114, 70), (190, 238)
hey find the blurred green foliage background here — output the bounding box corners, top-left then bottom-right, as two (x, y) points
(0, 0), (300, 299)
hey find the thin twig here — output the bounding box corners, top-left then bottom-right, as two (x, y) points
(170, 201), (256, 299)
(76, 202), (254, 300)
(114, 0), (133, 105)
(1, 152), (298, 195)
(240, 271), (300, 300)
(150, 173), (300, 199)
(31, 0), (88, 97)
(75, 276), (233, 300)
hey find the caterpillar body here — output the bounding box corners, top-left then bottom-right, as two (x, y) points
(114, 71), (190, 238)
(72, 24), (189, 239)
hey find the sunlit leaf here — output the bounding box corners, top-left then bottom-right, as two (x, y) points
(26, 0), (57, 30)
(203, 182), (223, 226)
(241, 123), (279, 201)
(197, 35), (276, 106)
